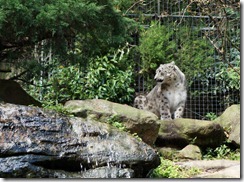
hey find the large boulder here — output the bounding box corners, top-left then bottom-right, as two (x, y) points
(0, 103), (160, 178)
(0, 79), (41, 107)
(214, 105), (240, 147)
(156, 118), (226, 149)
(64, 99), (160, 146)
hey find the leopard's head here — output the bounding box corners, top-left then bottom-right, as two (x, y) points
(154, 61), (178, 84)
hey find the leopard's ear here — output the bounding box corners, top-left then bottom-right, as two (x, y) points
(170, 61), (175, 65)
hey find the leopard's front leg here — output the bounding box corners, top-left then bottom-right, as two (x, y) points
(174, 102), (185, 119)
(160, 97), (172, 120)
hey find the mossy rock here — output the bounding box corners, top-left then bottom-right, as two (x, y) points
(157, 147), (180, 160)
(177, 144), (202, 160)
(64, 99), (160, 146)
(214, 104), (240, 147)
(156, 118), (226, 149)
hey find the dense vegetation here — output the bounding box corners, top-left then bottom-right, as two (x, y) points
(0, 0), (135, 61)
(27, 46), (135, 106)
(0, 0), (138, 105)
(0, 0), (240, 108)
(138, 22), (215, 90)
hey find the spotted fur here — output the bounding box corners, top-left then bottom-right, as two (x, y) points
(134, 61), (187, 120)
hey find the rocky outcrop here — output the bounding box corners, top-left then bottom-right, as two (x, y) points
(64, 99), (160, 146)
(214, 105), (240, 147)
(0, 103), (160, 178)
(156, 118), (226, 149)
(0, 79), (41, 107)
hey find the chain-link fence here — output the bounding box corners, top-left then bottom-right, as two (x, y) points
(0, 0), (239, 120)
(129, 0), (240, 120)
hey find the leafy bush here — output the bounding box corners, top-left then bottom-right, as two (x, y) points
(205, 112), (218, 121)
(150, 157), (201, 178)
(26, 46), (135, 106)
(203, 144), (240, 161)
(137, 22), (215, 90)
(215, 62), (240, 92)
(44, 65), (86, 105)
(188, 59), (240, 108)
(84, 53), (135, 103)
(175, 26), (215, 82)
(138, 22), (177, 74)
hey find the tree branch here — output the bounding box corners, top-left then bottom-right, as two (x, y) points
(123, 0), (144, 16)
(11, 78), (52, 87)
(8, 70), (29, 81)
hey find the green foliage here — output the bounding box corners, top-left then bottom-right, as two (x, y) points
(138, 22), (177, 74)
(150, 157), (201, 178)
(175, 26), (215, 81)
(215, 62), (240, 92)
(82, 45), (135, 103)
(0, 0), (101, 42)
(84, 52), (135, 103)
(188, 59), (240, 107)
(0, 0), (137, 62)
(107, 115), (142, 141)
(112, 0), (135, 12)
(203, 144), (240, 161)
(186, 5), (240, 102)
(25, 58), (87, 106)
(43, 103), (73, 117)
(107, 115), (127, 132)
(26, 46), (135, 106)
(45, 64), (86, 105)
(137, 22), (215, 90)
(205, 112), (218, 121)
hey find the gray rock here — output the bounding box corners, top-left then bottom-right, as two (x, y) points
(156, 118), (226, 149)
(64, 99), (160, 146)
(178, 144), (202, 160)
(0, 156), (134, 178)
(214, 104), (240, 147)
(80, 167), (134, 178)
(0, 155), (82, 178)
(0, 103), (160, 178)
(229, 125), (240, 147)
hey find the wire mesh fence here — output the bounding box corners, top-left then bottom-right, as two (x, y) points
(0, 0), (239, 120)
(128, 0), (240, 120)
